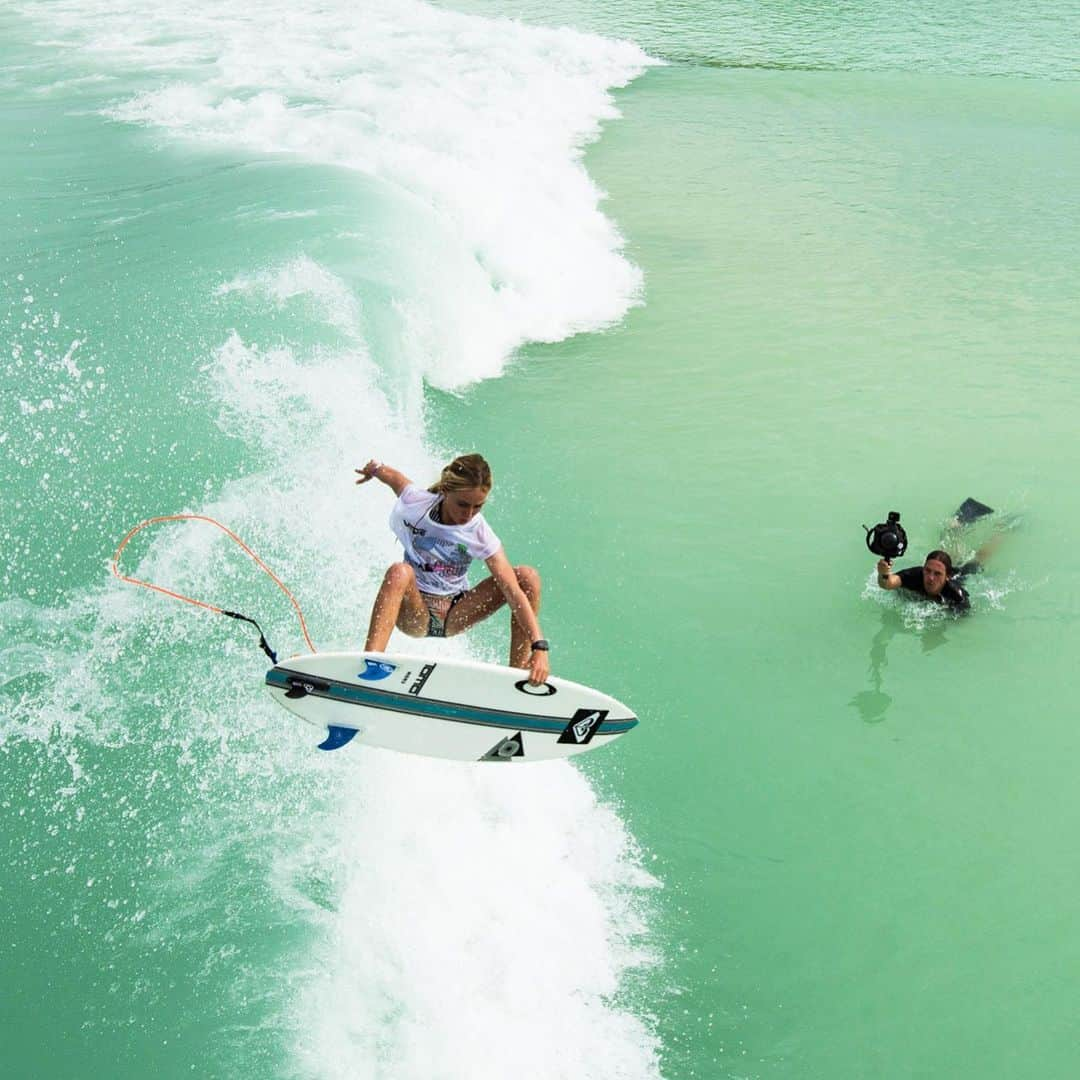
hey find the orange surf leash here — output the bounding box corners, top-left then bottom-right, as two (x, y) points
(111, 514), (317, 662)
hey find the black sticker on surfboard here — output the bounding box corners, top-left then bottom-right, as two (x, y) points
(285, 677), (331, 699)
(480, 732), (525, 761)
(408, 664), (435, 696)
(557, 709), (608, 745)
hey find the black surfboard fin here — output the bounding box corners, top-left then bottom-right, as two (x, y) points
(954, 498), (994, 525)
(285, 677), (330, 699)
(318, 725), (360, 751)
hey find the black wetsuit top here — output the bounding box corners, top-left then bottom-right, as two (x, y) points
(897, 562), (979, 613)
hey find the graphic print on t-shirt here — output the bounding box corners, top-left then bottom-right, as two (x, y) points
(409, 528), (472, 578)
(388, 485), (501, 595)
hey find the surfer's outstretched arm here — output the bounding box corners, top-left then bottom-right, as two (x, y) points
(355, 460), (410, 496)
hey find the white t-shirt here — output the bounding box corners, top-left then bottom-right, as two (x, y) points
(389, 485), (501, 595)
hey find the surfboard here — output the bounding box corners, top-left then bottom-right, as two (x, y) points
(265, 651), (638, 762)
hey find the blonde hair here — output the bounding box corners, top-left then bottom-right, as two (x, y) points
(428, 453), (492, 495)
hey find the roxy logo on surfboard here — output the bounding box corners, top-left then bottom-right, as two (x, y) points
(557, 708), (608, 745)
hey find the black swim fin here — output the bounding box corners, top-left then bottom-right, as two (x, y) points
(953, 497), (994, 525)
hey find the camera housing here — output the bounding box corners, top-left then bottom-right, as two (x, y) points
(864, 511), (908, 560)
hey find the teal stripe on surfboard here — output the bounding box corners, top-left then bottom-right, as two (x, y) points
(265, 667), (639, 735)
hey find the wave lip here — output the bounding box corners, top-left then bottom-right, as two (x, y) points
(33, 0), (658, 388)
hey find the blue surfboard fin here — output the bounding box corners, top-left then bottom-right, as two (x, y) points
(318, 725), (360, 751)
(358, 659), (396, 681)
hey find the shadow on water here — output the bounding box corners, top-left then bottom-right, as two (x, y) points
(849, 606), (949, 724)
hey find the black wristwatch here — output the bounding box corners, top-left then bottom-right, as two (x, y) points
(531, 639), (549, 652)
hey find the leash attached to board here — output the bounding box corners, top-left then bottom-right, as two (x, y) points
(219, 610), (279, 664)
(110, 514), (317, 661)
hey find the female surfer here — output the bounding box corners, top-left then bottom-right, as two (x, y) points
(355, 454), (550, 685)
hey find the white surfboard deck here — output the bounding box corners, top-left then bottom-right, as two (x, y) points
(265, 651), (638, 762)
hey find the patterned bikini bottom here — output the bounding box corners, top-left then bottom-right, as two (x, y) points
(419, 590), (466, 638)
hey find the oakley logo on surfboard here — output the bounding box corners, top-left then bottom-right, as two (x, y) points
(515, 679), (556, 696)
(557, 709), (608, 745)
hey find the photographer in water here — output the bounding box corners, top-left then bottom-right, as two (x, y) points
(867, 501), (1005, 615)
(876, 549), (976, 613)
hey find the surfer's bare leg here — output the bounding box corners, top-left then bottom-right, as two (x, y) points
(444, 566), (541, 667)
(364, 563), (429, 649)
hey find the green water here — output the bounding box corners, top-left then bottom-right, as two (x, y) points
(4, 2), (1080, 1078)
(431, 62), (1080, 1078)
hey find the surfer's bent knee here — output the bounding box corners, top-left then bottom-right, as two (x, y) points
(382, 561), (416, 592)
(515, 565), (541, 599)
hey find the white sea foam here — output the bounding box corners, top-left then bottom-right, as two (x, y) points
(28, 0), (654, 388)
(215, 256), (365, 337)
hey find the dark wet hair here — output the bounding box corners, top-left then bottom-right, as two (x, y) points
(924, 549), (955, 576)
(428, 453), (492, 495)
